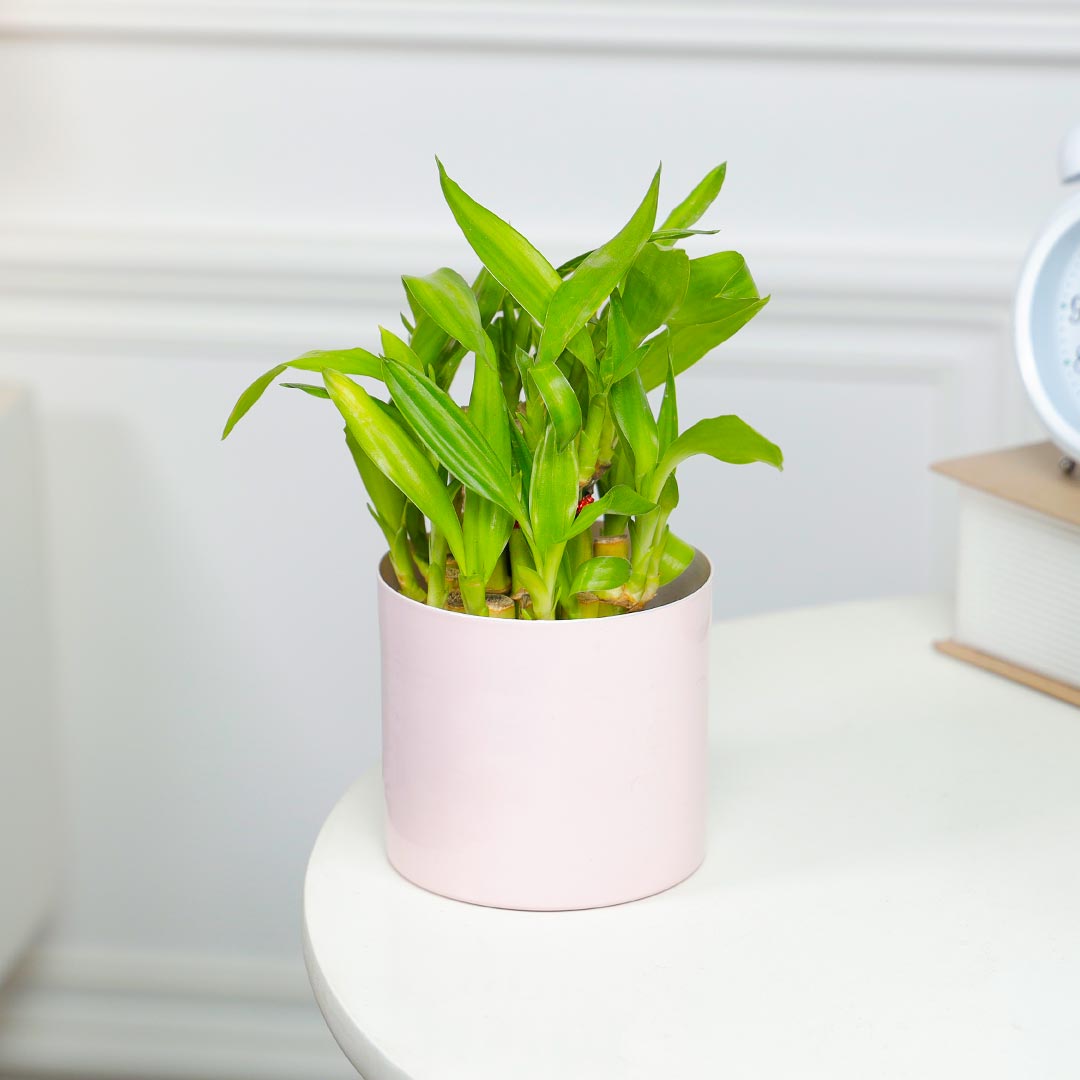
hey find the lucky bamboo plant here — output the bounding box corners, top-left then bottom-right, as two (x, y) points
(223, 161), (783, 620)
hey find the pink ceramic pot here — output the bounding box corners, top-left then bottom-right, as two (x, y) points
(377, 552), (712, 911)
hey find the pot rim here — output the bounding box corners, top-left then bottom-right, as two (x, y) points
(377, 548), (712, 629)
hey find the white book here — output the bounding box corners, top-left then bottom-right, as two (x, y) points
(934, 442), (1080, 703)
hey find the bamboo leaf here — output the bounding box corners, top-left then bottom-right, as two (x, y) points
(222, 347), (382, 438)
(366, 503), (400, 552)
(530, 359), (583, 449)
(529, 425), (578, 550)
(515, 563), (548, 605)
(658, 472), (680, 513)
(402, 267), (491, 360)
(379, 327), (424, 371)
(651, 414), (783, 499)
(638, 297), (769, 390)
(661, 163), (726, 231)
(438, 158), (561, 324)
(622, 243), (690, 340)
(556, 227), (718, 276)
(569, 556), (631, 595)
(649, 227), (720, 242)
(437, 159), (595, 372)
(658, 529), (695, 586)
(656, 339), (678, 455)
(610, 369), (659, 482)
(408, 267), (502, 385)
(345, 426), (406, 528)
(601, 289), (632, 387)
(464, 307), (515, 579)
(509, 420), (534, 504)
(280, 382), (329, 398)
(674, 251), (759, 325)
(611, 341), (651, 385)
(290, 349), (384, 376)
(563, 485), (656, 540)
(536, 166), (661, 367)
(464, 492), (513, 585)
(323, 371), (465, 563)
(382, 358), (524, 522)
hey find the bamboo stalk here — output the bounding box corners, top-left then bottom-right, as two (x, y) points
(486, 550), (511, 594)
(444, 562), (460, 590)
(387, 526), (425, 602)
(458, 573), (488, 617)
(405, 504), (430, 580)
(576, 592), (600, 618)
(426, 528), (449, 609)
(486, 592), (516, 619)
(593, 531), (630, 560)
(509, 527), (532, 600)
(567, 529), (593, 575)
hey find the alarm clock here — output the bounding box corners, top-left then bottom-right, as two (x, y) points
(1015, 124), (1080, 472)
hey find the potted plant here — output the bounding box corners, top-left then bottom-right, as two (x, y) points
(224, 160), (782, 910)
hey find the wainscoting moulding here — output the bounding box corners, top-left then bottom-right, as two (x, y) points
(1, 0), (1079, 66)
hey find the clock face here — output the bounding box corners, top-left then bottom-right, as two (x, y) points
(1016, 196), (1080, 462)
(1059, 245), (1080, 395)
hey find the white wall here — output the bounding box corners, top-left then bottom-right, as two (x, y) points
(0, 1), (1076, 1074)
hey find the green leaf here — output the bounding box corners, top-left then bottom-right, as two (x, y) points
(515, 563), (548, 605)
(674, 251), (759, 325)
(601, 289), (632, 387)
(222, 348), (382, 438)
(563, 485), (656, 540)
(464, 492), (513, 585)
(529, 359), (583, 449)
(405, 501), (429, 568)
(658, 530), (695, 586)
(323, 371), (465, 563)
(569, 556), (631, 595)
(610, 369), (659, 482)
(556, 227), (718, 276)
(475, 268), (507, 324)
(345, 427), (405, 528)
(650, 414), (783, 500)
(366, 503), (400, 552)
(402, 267), (491, 360)
(661, 163), (726, 231)
(509, 420), (534, 504)
(622, 243), (690, 340)
(536, 166), (661, 366)
(656, 339), (678, 455)
(279, 382), (329, 398)
(649, 227), (720, 242)
(437, 159), (594, 372)
(658, 472), (680, 514)
(407, 268), (505, 390)
(610, 341), (651, 385)
(382, 358), (524, 522)
(437, 159), (561, 324)
(529, 424), (578, 550)
(379, 327), (424, 371)
(554, 250), (590, 277)
(638, 297), (769, 391)
(464, 309), (515, 580)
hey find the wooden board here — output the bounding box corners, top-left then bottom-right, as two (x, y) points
(931, 441), (1080, 528)
(934, 638), (1080, 708)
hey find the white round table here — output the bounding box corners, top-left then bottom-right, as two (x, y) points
(303, 597), (1080, 1079)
